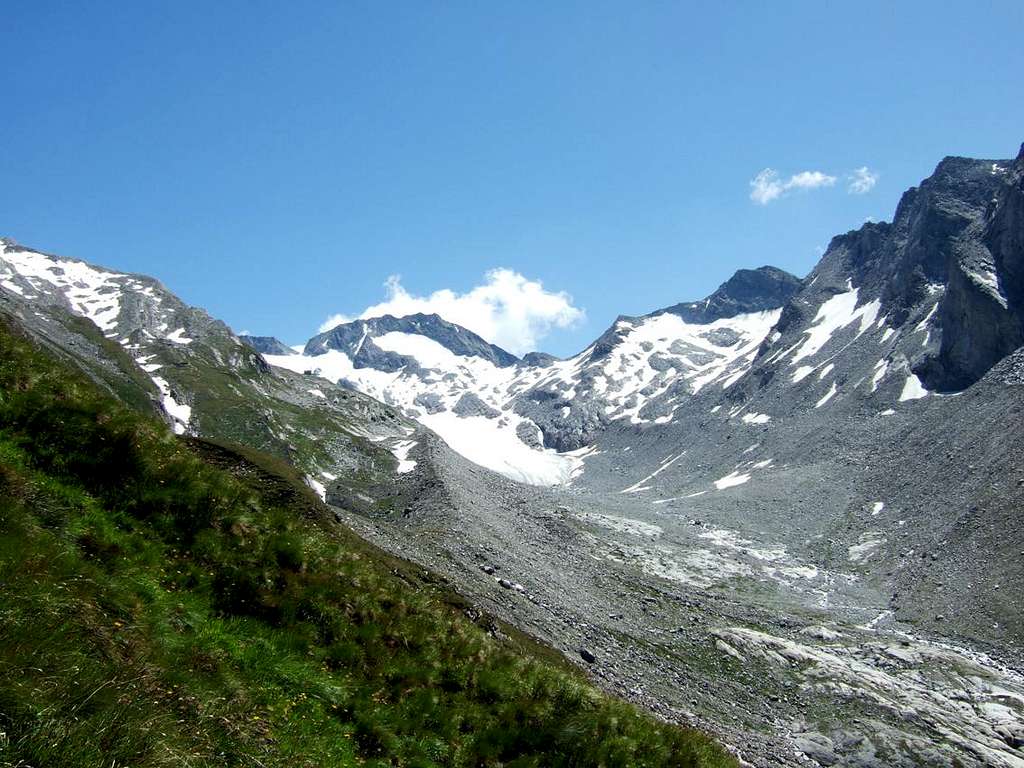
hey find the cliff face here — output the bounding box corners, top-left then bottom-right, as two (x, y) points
(922, 146), (1024, 390)
(796, 148), (1023, 392)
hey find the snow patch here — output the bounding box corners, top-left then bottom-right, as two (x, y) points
(389, 440), (418, 474)
(714, 471), (751, 490)
(899, 374), (928, 402)
(815, 382), (838, 408)
(305, 476), (327, 501)
(790, 287), (881, 366)
(596, 308), (782, 423)
(150, 375), (191, 435)
(1, 246), (124, 332)
(166, 327), (193, 345)
(967, 264), (1008, 308)
(914, 302), (939, 333)
(421, 411), (576, 485)
(871, 359), (889, 392)
(792, 365), (815, 383)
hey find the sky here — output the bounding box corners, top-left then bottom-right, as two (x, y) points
(2, 2), (1022, 356)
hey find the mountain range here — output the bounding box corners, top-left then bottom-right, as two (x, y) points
(2, 143), (1023, 767)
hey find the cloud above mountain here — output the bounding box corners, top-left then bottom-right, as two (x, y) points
(750, 166), (879, 204)
(319, 269), (584, 354)
(750, 169), (837, 204)
(848, 166), (879, 194)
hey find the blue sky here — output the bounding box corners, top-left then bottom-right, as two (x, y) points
(3, 2), (1022, 356)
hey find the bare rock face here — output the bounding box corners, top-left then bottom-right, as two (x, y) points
(452, 392), (500, 419)
(518, 397), (609, 453)
(794, 148), (1024, 393)
(655, 266), (803, 323)
(918, 145), (1024, 391)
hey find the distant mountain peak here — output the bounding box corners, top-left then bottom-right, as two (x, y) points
(304, 312), (519, 368)
(653, 265), (803, 323)
(240, 335), (295, 356)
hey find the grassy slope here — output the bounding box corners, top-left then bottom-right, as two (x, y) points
(0, 315), (736, 768)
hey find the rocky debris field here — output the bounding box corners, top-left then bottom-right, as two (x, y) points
(328, 432), (1024, 768)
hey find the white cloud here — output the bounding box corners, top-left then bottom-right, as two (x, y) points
(750, 168), (836, 204)
(749, 169), (785, 205)
(848, 166), (879, 194)
(787, 170), (837, 190)
(317, 313), (353, 333)
(319, 269), (584, 354)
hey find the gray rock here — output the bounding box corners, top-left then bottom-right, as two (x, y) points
(793, 734), (837, 766)
(452, 392), (500, 419)
(413, 392), (445, 415)
(239, 335), (295, 356)
(516, 420), (543, 448)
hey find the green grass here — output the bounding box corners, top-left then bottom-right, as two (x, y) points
(165, 339), (399, 486)
(51, 310), (162, 415)
(0, 314), (736, 768)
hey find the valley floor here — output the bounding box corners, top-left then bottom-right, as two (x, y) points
(338, 434), (1024, 768)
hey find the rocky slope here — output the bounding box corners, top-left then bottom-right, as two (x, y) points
(0, 238), (415, 509)
(264, 143), (1024, 766)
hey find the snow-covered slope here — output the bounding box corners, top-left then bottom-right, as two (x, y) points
(0, 238), (415, 499)
(264, 269), (800, 485)
(514, 304), (785, 447)
(0, 238), (221, 434)
(265, 330), (591, 485)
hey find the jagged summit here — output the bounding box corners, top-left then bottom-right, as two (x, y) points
(268, 263), (803, 462)
(519, 351), (560, 367)
(794, 146), (1024, 392)
(654, 265), (803, 324)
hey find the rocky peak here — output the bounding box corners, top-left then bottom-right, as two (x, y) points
(519, 351), (559, 367)
(240, 335), (295, 356)
(915, 144), (1024, 391)
(304, 312), (519, 369)
(810, 152), (1016, 324)
(776, 142), (1024, 394)
(653, 265), (803, 324)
